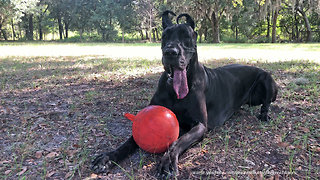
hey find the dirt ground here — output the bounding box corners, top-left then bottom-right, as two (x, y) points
(0, 50), (319, 179)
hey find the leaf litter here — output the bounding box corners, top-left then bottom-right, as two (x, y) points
(0, 56), (319, 179)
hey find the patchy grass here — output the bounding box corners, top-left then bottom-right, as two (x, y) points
(0, 44), (319, 179)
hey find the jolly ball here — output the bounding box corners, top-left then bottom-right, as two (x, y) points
(124, 105), (179, 153)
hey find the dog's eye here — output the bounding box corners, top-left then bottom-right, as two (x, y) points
(183, 40), (192, 47)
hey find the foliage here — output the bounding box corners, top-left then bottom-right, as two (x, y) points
(0, 0), (319, 42)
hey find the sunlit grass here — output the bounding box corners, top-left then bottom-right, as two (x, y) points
(1, 42), (319, 63)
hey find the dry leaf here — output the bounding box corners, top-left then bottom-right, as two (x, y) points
(73, 144), (81, 148)
(16, 166), (27, 176)
(46, 171), (55, 177)
(67, 150), (78, 157)
(5, 170), (11, 175)
(35, 151), (43, 159)
(288, 145), (295, 149)
(0, 160), (10, 165)
(65, 171), (73, 179)
(298, 127), (310, 133)
(90, 173), (98, 178)
(45, 152), (59, 158)
(277, 142), (289, 148)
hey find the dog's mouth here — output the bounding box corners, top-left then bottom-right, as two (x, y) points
(167, 65), (189, 99)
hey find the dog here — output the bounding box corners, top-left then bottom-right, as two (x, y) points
(91, 11), (278, 177)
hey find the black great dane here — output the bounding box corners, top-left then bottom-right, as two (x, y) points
(92, 11), (278, 177)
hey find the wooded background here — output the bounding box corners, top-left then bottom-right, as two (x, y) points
(1, 0), (320, 43)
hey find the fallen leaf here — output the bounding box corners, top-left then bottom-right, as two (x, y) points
(16, 166), (27, 176)
(46, 171), (55, 177)
(90, 173), (98, 178)
(287, 145), (295, 149)
(0, 160), (10, 165)
(5, 170), (11, 175)
(65, 171), (73, 179)
(94, 132), (105, 137)
(274, 135), (282, 143)
(298, 127), (310, 133)
(67, 149), (78, 157)
(73, 144), (81, 148)
(45, 152), (59, 158)
(277, 142), (289, 148)
(35, 151), (43, 159)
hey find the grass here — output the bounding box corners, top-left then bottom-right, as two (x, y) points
(0, 42), (319, 179)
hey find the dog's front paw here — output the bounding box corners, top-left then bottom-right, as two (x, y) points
(258, 114), (271, 122)
(157, 151), (179, 179)
(91, 152), (116, 174)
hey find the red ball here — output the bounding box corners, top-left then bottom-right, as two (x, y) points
(124, 105), (179, 153)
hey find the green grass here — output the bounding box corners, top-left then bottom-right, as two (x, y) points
(0, 43), (319, 179)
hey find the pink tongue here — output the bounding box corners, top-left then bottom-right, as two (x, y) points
(173, 69), (189, 99)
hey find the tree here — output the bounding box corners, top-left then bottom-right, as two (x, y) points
(115, 0), (138, 43)
(195, 0), (240, 43)
(12, 0), (40, 40)
(0, 0), (14, 40)
(71, 0), (95, 41)
(136, 0), (160, 42)
(90, 0), (117, 41)
(37, 0), (49, 40)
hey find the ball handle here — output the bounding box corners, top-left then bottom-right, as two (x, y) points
(124, 113), (135, 122)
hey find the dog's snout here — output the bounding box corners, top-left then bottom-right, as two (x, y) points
(164, 48), (179, 57)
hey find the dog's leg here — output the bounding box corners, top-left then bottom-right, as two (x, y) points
(259, 102), (271, 121)
(258, 73), (276, 122)
(158, 122), (206, 177)
(91, 136), (138, 173)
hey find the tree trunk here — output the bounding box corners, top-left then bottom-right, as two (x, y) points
(79, 29), (83, 41)
(58, 16), (63, 40)
(211, 11), (220, 43)
(27, 14), (34, 41)
(266, 12), (270, 40)
(204, 27), (208, 41)
(38, 17), (43, 40)
(64, 22), (69, 39)
(145, 30), (149, 40)
(294, 11), (299, 42)
(1, 29), (8, 41)
(140, 29), (144, 40)
(18, 23), (22, 39)
(122, 30), (125, 43)
(155, 28), (160, 41)
(235, 26), (238, 40)
(149, 12), (152, 42)
(152, 29), (156, 42)
(297, 8), (312, 42)
(272, 9), (278, 43)
(11, 20), (16, 41)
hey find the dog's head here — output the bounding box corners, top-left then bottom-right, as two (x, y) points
(161, 11), (197, 99)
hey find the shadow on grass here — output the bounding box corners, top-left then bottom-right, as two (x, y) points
(0, 56), (319, 179)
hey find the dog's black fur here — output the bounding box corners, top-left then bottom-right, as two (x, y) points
(92, 11), (278, 177)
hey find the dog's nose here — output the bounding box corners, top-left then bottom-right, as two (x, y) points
(164, 48), (179, 57)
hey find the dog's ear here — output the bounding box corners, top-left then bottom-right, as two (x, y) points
(176, 13), (195, 30)
(162, 10), (176, 30)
